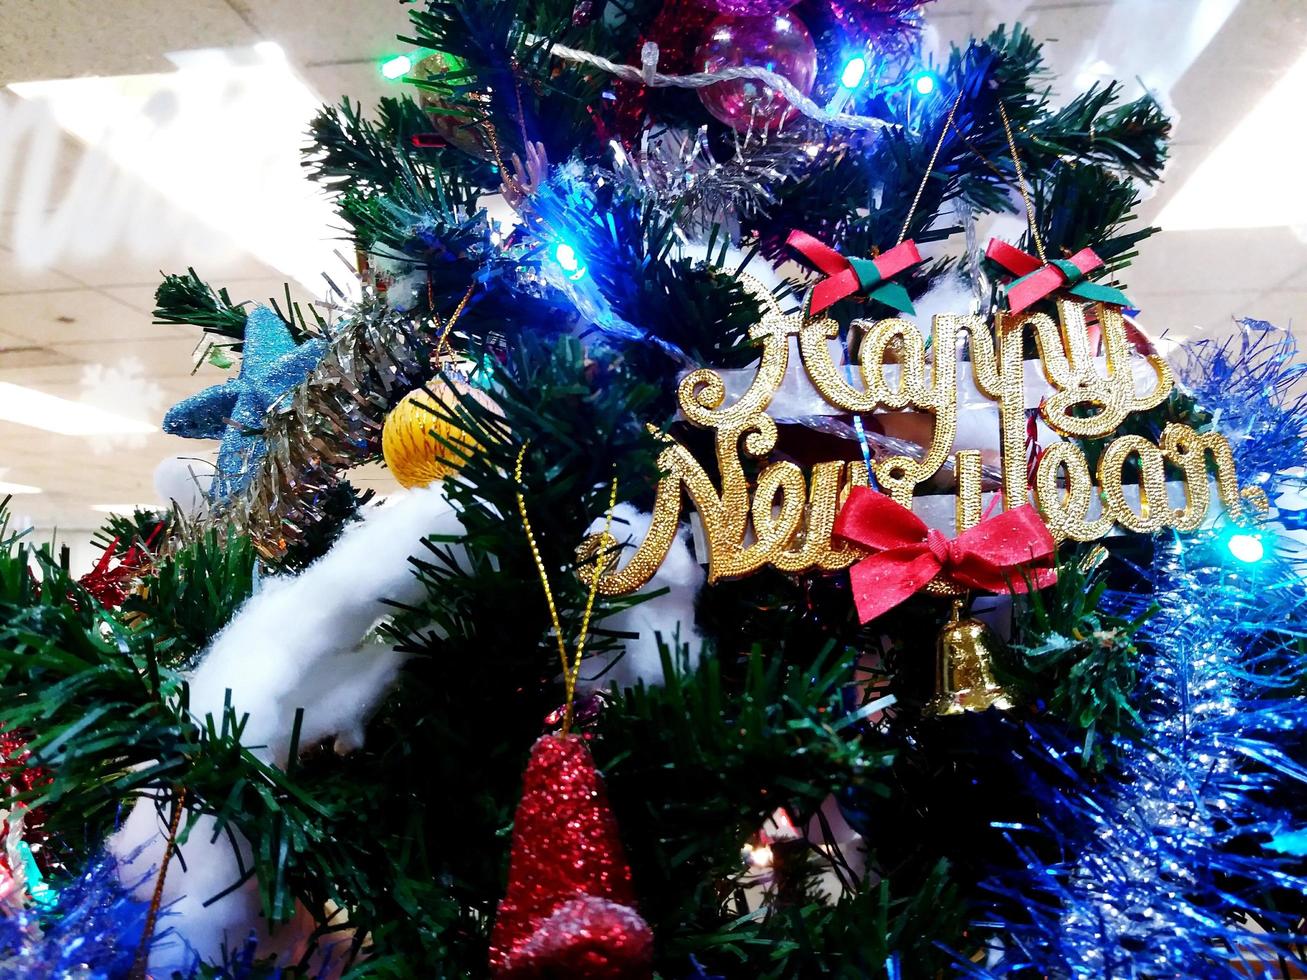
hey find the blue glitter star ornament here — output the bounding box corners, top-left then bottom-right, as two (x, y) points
(163, 306), (326, 501)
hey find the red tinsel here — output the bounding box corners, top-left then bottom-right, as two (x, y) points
(0, 728), (48, 871)
(489, 734), (653, 978)
(77, 524), (161, 609)
(602, 0), (716, 148)
(828, 0), (936, 40)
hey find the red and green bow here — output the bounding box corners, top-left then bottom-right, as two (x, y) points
(986, 239), (1132, 314)
(787, 230), (922, 316)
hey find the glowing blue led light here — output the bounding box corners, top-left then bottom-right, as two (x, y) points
(555, 242), (587, 280)
(1227, 533), (1265, 563)
(912, 71), (938, 96)
(380, 54), (413, 80)
(841, 56), (868, 89)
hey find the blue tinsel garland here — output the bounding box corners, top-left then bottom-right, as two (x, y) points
(0, 854), (149, 979)
(976, 320), (1307, 976)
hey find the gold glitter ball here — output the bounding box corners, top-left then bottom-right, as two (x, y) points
(382, 380), (489, 488)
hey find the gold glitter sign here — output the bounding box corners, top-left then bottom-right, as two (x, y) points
(581, 295), (1269, 595)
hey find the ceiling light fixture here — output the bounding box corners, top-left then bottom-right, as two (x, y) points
(6, 43), (350, 297)
(0, 480), (42, 495)
(0, 382), (156, 436)
(1159, 41), (1307, 231)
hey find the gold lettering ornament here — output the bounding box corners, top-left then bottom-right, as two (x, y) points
(580, 296), (1269, 595)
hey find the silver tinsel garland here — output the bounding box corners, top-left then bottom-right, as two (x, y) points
(606, 123), (831, 236)
(206, 298), (434, 559)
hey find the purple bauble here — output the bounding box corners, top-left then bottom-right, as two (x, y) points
(702, 0), (799, 14)
(695, 12), (818, 132)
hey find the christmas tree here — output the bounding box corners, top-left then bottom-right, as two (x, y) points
(2, 1), (1306, 976)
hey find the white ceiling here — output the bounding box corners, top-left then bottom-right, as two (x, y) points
(2, 0), (1306, 534)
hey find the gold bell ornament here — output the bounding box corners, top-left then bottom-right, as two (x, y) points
(924, 599), (1015, 717)
(381, 379), (491, 488)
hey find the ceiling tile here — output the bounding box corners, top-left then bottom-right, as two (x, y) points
(0, 289), (176, 345)
(0, 363), (87, 388)
(1239, 289), (1307, 334)
(1163, 0), (1307, 147)
(350, 459), (401, 495)
(59, 334), (226, 385)
(241, 0), (412, 67)
(1, 173), (278, 291)
(0, 343), (83, 370)
(1127, 228), (1307, 297)
(0, 1), (257, 85)
(98, 278), (312, 319)
(1130, 288), (1262, 342)
(1274, 262), (1307, 290)
(0, 123), (83, 220)
(57, 228), (279, 290)
(300, 62), (392, 113)
(0, 263), (83, 294)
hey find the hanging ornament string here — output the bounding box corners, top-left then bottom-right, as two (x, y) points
(788, 89), (961, 323)
(897, 89), (965, 246)
(996, 101), (1047, 263)
(987, 101), (1137, 315)
(549, 40), (891, 134)
(514, 445), (618, 735)
(431, 281), (479, 364)
(130, 787), (188, 980)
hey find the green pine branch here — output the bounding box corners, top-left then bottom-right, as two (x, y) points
(122, 526), (257, 669)
(1002, 548), (1155, 769)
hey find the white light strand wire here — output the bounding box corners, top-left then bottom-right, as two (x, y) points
(549, 41), (892, 134)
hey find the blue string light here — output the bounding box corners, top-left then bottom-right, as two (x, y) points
(911, 70), (939, 96)
(554, 241), (587, 280)
(840, 56), (869, 90)
(1226, 531), (1265, 563)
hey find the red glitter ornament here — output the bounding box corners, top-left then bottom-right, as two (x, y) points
(489, 734), (653, 978)
(695, 11), (818, 132)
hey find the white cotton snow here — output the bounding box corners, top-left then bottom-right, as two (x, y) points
(575, 504), (704, 691)
(109, 484), (463, 972)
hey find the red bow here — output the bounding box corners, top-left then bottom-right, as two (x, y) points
(833, 487), (1057, 623)
(787, 230), (922, 315)
(985, 239), (1131, 314)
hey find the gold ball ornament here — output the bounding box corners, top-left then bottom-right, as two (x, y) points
(382, 380), (489, 488)
(412, 52), (493, 159)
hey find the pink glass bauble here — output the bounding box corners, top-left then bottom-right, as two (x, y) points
(702, 0), (799, 14)
(695, 12), (818, 132)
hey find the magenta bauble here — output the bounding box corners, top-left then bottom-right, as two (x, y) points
(695, 12), (818, 132)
